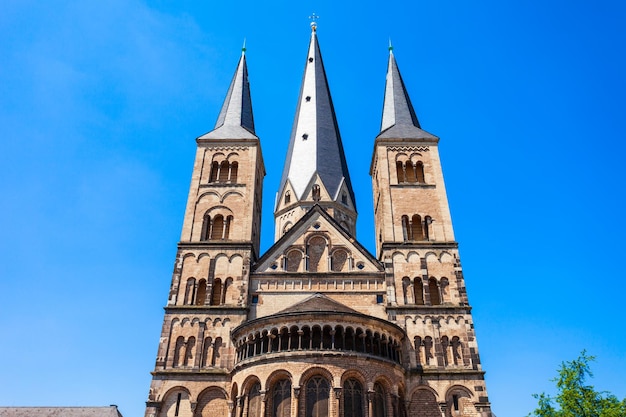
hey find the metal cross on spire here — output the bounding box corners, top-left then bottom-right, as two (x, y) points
(309, 12), (319, 31)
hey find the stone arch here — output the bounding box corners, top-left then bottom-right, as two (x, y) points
(285, 248), (304, 272)
(306, 234), (328, 272)
(298, 366), (335, 387)
(159, 387), (192, 417)
(444, 385), (473, 417)
(408, 387), (439, 417)
(195, 386), (229, 417)
(266, 371), (293, 417)
(331, 248), (349, 272)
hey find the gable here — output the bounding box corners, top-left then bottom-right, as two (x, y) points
(254, 205), (382, 274)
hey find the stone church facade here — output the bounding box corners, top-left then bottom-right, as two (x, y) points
(144, 24), (493, 417)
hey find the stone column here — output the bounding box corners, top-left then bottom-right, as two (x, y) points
(292, 386), (301, 417)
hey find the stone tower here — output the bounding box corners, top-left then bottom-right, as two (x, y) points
(144, 25), (493, 417)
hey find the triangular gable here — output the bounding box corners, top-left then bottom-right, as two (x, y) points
(254, 205), (383, 273)
(275, 293), (361, 315)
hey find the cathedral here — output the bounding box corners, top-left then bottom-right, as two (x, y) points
(144, 22), (493, 417)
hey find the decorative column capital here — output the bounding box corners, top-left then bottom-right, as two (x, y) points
(333, 387), (342, 399)
(293, 386), (301, 397)
(260, 390), (267, 402)
(190, 401), (197, 411)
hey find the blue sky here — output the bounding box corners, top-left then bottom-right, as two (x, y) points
(1, 1), (625, 416)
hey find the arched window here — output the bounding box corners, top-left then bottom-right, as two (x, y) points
(424, 215), (432, 241)
(272, 379), (292, 417)
(372, 383), (387, 417)
(405, 162), (416, 183)
(343, 379), (364, 417)
(209, 161), (219, 182)
(230, 161), (238, 182)
(223, 277), (233, 305)
(219, 161), (229, 182)
(284, 191), (291, 205)
(307, 236), (326, 272)
(224, 215), (232, 239)
(306, 376), (330, 417)
(210, 215), (224, 240)
(451, 336), (462, 365)
(183, 336), (195, 367)
(416, 161), (425, 183)
(285, 250), (302, 272)
(331, 249), (348, 272)
(411, 214), (423, 241)
(172, 336), (185, 368)
(184, 278), (196, 305)
(424, 336), (434, 365)
(414, 278), (424, 305)
(211, 279), (222, 306)
(401, 215), (410, 241)
(211, 337), (222, 366)
(201, 337), (212, 367)
(396, 161), (405, 183)
(441, 336), (450, 366)
(248, 382), (262, 417)
(195, 279), (207, 306)
(429, 277), (440, 305)
(201, 214), (211, 241)
(402, 277), (412, 304)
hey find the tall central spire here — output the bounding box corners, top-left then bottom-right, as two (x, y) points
(274, 24), (357, 240)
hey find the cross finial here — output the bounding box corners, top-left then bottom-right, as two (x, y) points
(388, 38), (394, 52)
(242, 38), (247, 54)
(309, 12), (319, 31)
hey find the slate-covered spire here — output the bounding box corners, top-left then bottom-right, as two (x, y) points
(378, 48), (437, 140)
(199, 48), (257, 140)
(278, 25), (356, 206)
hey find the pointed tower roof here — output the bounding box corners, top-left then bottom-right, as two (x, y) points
(278, 27), (356, 204)
(377, 49), (437, 140)
(199, 48), (257, 140)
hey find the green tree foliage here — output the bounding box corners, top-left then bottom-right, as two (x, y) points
(528, 351), (626, 417)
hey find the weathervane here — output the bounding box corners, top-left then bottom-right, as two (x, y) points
(309, 12), (319, 31)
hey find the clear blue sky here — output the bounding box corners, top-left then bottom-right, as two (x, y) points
(1, 1), (625, 416)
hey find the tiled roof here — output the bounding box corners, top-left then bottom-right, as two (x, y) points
(0, 406), (123, 417)
(199, 51), (257, 140)
(278, 30), (356, 205)
(377, 51), (437, 141)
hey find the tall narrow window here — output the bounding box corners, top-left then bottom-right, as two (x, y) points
(414, 278), (424, 305)
(183, 336), (195, 367)
(306, 376), (330, 417)
(201, 214), (211, 241)
(211, 279), (222, 305)
(219, 161), (229, 182)
(195, 279), (206, 306)
(411, 214), (423, 240)
(184, 278), (196, 305)
(209, 161), (219, 182)
(284, 191), (291, 205)
(223, 215), (232, 239)
(201, 337), (213, 367)
(401, 215), (410, 241)
(248, 383), (262, 417)
(272, 379), (292, 417)
(343, 379), (364, 417)
(211, 337), (222, 366)
(307, 236), (326, 272)
(405, 162), (416, 183)
(416, 161), (425, 183)
(372, 383), (387, 417)
(230, 161), (238, 182)
(172, 336), (185, 368)
(429, 278), (440, 305)
(396, 161), (405, 183)
(210, 215), (224, 240)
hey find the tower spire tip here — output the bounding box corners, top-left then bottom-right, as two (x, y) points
(309, 12), (319, 32)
